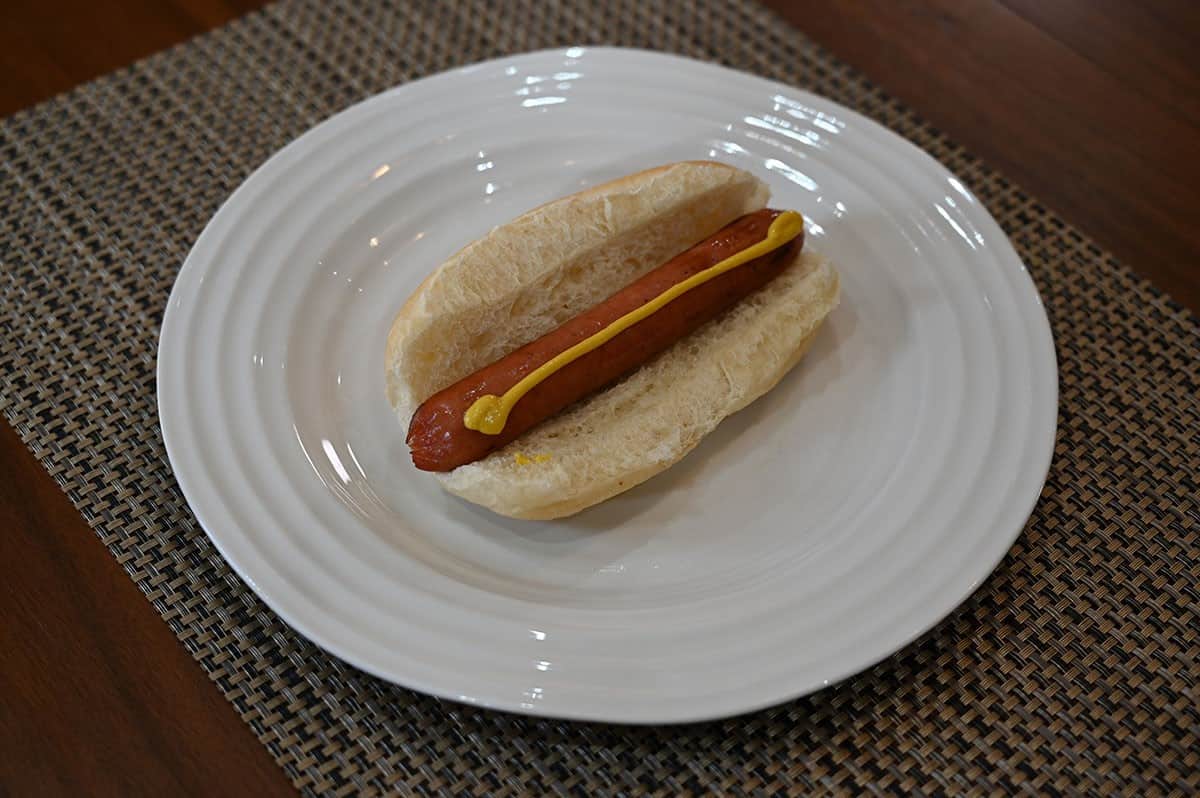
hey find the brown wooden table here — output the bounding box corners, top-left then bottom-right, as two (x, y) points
(2, 1), (1197, 794)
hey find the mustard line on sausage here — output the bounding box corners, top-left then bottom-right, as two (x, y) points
(463, 210), (805, 435)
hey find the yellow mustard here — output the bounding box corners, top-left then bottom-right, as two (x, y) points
(513, 452), (552, 465)
(465, 210), (804, 435)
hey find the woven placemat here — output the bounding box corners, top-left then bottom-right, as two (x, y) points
(2, 0), (1197, 794)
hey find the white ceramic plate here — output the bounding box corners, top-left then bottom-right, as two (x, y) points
(158, 47), (1056, 723)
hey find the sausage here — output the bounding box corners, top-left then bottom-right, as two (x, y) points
(407, 209), (802, 471)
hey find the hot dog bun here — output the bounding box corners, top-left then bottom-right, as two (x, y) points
(386, 161), (839, 519)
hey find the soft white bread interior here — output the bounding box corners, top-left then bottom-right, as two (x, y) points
(386, 161), (839, 519)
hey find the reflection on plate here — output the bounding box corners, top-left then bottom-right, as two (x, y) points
(158, 47), (1056, 722)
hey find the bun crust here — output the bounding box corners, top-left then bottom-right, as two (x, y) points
(386, 161), (839, 519)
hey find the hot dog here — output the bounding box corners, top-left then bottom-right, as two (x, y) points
(407, 210), (802, 472)
(386, 161), (839, 519)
